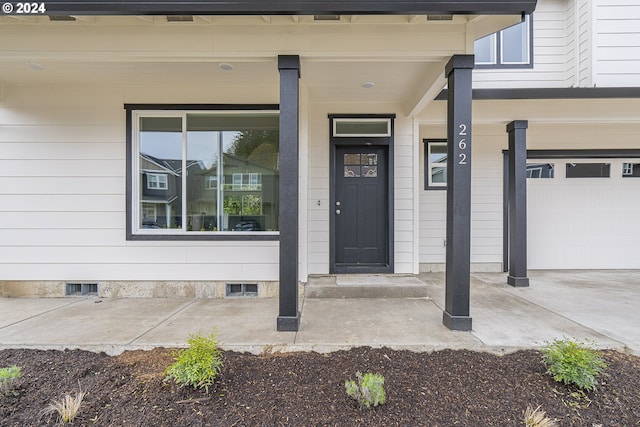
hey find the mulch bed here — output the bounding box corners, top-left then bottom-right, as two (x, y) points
(1, 347), (639, 426)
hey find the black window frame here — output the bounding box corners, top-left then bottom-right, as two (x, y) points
(125, 103), (280, 241)
(474, 15), (533, 69)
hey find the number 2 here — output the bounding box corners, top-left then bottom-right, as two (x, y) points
(458, 153), (467, 165)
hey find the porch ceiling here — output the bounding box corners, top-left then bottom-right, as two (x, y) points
(0, 15), (521, 115)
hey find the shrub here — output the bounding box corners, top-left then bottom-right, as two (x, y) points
(524, 405), (557, 427)
(345, 372), (386, 409)
(541, 338), (607, 391)
(0, 365), (21, 396)
(42, 389), (86, 423)
(164, 331), (223, 393)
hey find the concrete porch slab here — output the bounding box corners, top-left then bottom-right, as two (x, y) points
(132, 298), (296, 352)
(295, 298), (482, 351)
(0, 298), (84, 328)
(0, 298), (193, 348)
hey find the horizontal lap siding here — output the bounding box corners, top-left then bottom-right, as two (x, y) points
(419, 124), (504, 267)
(419, 121), (640, 269)
(394, 116), (416, 274)
(595, 1), (640, 86)
(306, 106), (330, 274)
(0, 86), (278, 281)
(306, 103), (416, 275)
(473, 0), (569, 89)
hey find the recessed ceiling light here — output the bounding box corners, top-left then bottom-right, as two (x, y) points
(27, 62), (44, 71)
(362, 81), (375, 89)
(219, 63), (234, 71)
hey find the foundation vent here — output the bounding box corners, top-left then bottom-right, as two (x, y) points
(226, 283), (258, 297)
(66, 283), (98, 296)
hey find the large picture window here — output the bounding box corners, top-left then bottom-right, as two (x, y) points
(131, 110), (279, 236)
(475, 15), (532, 68)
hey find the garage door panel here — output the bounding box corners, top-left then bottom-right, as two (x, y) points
(527, 159), (640, 269)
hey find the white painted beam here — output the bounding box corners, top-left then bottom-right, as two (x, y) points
(403, 58), (449, 117)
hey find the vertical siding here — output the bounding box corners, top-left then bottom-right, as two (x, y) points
(578, 0), (594, 87)
(594, 0), (640, 87)
(565, 0), (577, 86)
(0, 85), (279, 282)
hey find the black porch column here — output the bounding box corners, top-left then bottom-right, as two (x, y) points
(277, 55), (301, 331)
(443, 55), (474, 331)
(506, 120), (530, 287)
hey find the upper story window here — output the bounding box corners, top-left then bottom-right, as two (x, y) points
(146, 173), (168, 190)
(475, 15), (532, 68)
(130, 109), (279, 237)
(231, 173), (262, 191)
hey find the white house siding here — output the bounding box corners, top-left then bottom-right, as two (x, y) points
(473, 0), (570, 89)
(577, 0), (595, 87)
(0, 85), (280, 287)
(594, 0), (640, 87)
(306, 103), (418, 275)
(475, 0), (640, 89)
(419, 121), (506, 272)
(418, 108), (640, 271)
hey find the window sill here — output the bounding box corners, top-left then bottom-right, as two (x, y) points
(127, 232), (279, 241)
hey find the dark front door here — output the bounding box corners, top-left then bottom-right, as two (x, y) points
(333, 145), (389, 272)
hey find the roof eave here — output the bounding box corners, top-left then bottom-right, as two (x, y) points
(37, 1), (537, 17)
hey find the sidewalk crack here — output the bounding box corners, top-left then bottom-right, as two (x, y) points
(126, 298), (200, 346)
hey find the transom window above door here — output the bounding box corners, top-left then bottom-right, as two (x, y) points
(129, 108), (279, 239)
(332, 118), (391, 137)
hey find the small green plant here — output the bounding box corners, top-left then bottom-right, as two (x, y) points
(164, 331), (223, 393)
(0, 365), (21, 396)
(524, 405), (557, 427)
(345, 372), (386, 409)
(42, 389), (86, 423)
(541, 338), (607, 391)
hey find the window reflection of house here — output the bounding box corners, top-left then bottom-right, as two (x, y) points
(526, 163), (554, 179)
(139, 154), (181, 228)
(194, 153), (279, 231)
(139, 153), (205, 228)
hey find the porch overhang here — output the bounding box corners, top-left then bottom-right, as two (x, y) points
(30, 0), (537, 16)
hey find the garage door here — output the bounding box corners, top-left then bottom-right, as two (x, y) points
(527, 159), (640, 269)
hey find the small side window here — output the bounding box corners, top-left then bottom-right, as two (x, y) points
(566, 163), (610, 178)
(424, 139), (447, 189)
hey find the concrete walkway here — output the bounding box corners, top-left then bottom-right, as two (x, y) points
(0, 271), (638, 356)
